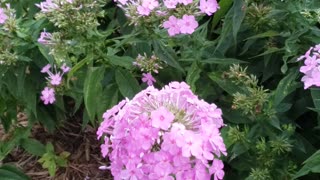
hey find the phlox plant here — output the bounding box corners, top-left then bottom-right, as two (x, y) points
(115, 0), (219, 36)
(97, 82), (226, 179)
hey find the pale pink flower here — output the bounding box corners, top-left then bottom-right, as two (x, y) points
(179, 0), (192, 5)
(49, 73), (62, 86)
(38, 31), (53, 45)
(60, 63), (70, 73)
(298, 44), (320, 89)
(151, 106), (175, 130)
(163, 16), (180, 36)
(142, 72), (156, 86)
(164, 0), (178, 9)
(142, 0), (159, 10)
(0, 8), (8, 24)
(40, 87), (55, 105)
(41, 64), (52, 73)
(178, 15), (198, 34)
(137, 5), (151, 16)
(35, 0), (59, 12)
(199, 0), (219, 16)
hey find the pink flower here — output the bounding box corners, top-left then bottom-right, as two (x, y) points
(199, 0), (219, 16)
(178, 15), (198, 34)
(298, 44), (320, 89)
(40, 87), (55, 105)
(142, 0), (159, 10)
(210, 159), (225, 180)
(41, 64), (51, 73)
(164, 0), (178, 9)
(61, 63), (70, 73)
(179, 0), (192, 5)
(0, 8), (8, 24)
(163, 16), (180, 36)
(142, 72), (156, 86)
(137, 5), (151, 16)
(101, 138), (110, 157)
(49, 73), (62, 86)
(151, 106), (175, 130)
(35, 0), (59, 12)
(38, 31), (53, 45)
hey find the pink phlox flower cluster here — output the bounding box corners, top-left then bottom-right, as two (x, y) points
(36, 0), (73, 13)
(114, 0), (219, 36)
(298, 44), (320, 89)
(0, 7), (8, 24)
(97, 81), (227, 179)
(40, 63), (70, 105)
(163, 15), (199, 35)
(38, 30), (54, 45)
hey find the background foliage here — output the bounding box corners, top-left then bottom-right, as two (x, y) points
(0, 0), (320, 179)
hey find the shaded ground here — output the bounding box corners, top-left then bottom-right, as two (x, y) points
(2, 114), (113, 180)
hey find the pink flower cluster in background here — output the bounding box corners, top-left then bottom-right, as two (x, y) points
(298, 44), (320, 89)
(40, 63), (70, 104)
(36, 0), (73, 13)
(97, 82), (226, 179)
(115, 0), (219, 36)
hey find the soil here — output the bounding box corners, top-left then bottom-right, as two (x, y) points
(1, 114), (113, 180)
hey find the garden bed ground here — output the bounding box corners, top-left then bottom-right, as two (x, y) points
(2, 115), (112, 180)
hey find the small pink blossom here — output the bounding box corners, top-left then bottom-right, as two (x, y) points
(38, 31), (53, 45)
(178, 15), (198, 34)
(49, 73), (62, 86)
(163, 16), (180, 36)
(0, 8), (8, 24)
(61, 63), (70, 73)
(142, 0), (159, 10)
(151, 106), (175, 130)
(142, 72), (156, 86)
(298, 44), (320, 89)
(137, 5), (151, 16)
(179, 0), (192, 5)
(41, 64), (51, 73)
(40, 87), (55, 105)
(199, 0), (219, 16)
(35, 0), (59, 12)
(164, 0), (178, 9)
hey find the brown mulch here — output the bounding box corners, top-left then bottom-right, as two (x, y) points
(1, 114), (113, 180)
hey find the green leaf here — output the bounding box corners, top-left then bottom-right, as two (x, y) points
(186, 61), (201, 92)
(107, 55), (134, 69)
(152, 40), (184, 73)
(272, 71), (300, 107)
(83, 67), (105, 122)
(294, 150), (320, 179)
(0, 164), (30, 180)
(201, 58), (247, 64)
(115, 68), (141, 99)
(211, 0), (234, 29)
(245, 31), (281, 40)
(20, 139), (46, 157)
(0, 127), (30, 161)
(37, 45), (54, 64)
(310, 88), (320, 113)
(208, 72), (246, 95)
(232, 0), (246, 41)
